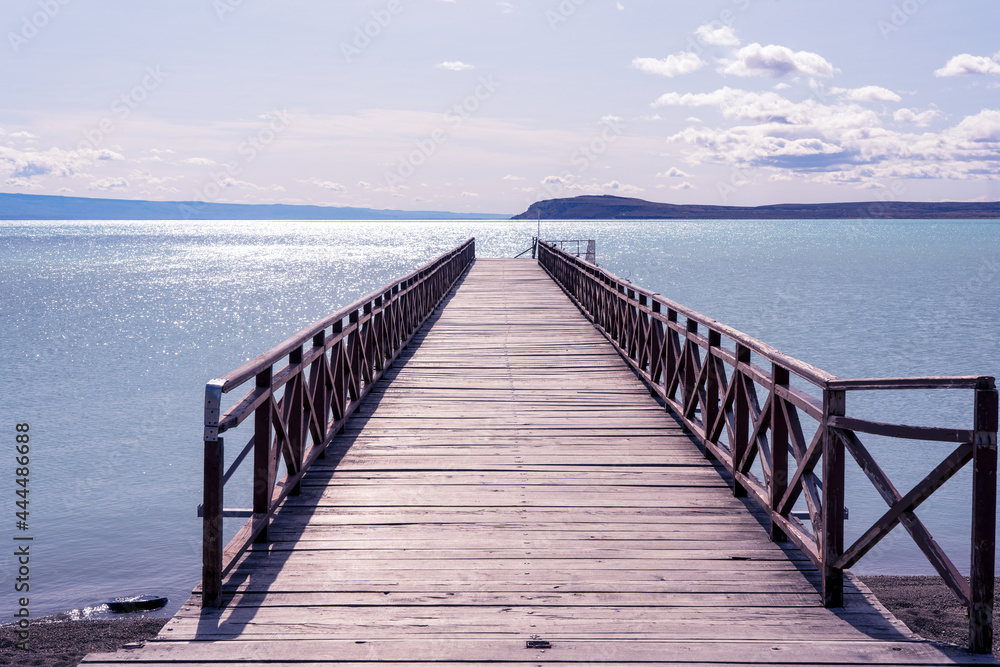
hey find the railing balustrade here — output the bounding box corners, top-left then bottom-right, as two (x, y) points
(537, 240), (998, 654)
(200, 239), (475, 608)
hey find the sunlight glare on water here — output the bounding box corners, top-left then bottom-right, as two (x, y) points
(1, 218), (997, 619)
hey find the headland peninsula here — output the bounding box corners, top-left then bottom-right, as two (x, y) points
(512, 195), (1000, 220)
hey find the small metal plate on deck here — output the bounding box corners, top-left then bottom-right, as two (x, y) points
(526, 640), (551, 649)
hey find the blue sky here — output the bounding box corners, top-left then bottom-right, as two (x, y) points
(1, 0), (998, 213)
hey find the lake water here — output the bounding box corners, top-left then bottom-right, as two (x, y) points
(1, 219), (998, 621)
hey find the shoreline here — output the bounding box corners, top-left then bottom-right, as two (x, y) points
(858, 575), (999, 657)
(0, 616), (168, 667)
(1, 576), (996, 665)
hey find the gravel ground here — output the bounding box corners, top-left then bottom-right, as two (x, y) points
(1, 577), (995, 666)
(858, 575), (999, 659)
(0, 617), (167, 667)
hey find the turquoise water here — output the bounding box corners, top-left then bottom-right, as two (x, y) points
(1, 219), (998, 620)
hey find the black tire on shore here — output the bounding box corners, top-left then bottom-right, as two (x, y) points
(105, 595), (168, 613)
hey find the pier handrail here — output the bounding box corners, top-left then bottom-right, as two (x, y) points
(200, 239), (475, 607)
(537, 240), (998, 654)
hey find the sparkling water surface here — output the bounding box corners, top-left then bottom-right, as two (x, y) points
(1, 218), (998, 620)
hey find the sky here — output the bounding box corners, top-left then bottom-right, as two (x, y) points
(1, 0), (999, 214)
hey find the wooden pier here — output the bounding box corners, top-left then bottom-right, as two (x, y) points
(86, 241), (998, 666)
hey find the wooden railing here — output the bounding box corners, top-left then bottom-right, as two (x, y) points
(537, 240), (998, 654)
(545, 239), (596, 263)
(200, 239), (475, 607)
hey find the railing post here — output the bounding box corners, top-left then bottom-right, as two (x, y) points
(202, 379), (224, 608)
(615, 283), (626, 346)
(732, 344), (750, 498)
(640, 294), (652, 372)
(373, 296), (385, 372)
(628, 289), (638, 357)
(683, 319), (698, 410)
(390, 285), (401, 353)
(312, 330), (328, 459)
(331, 320), (346, 424)
(821, 387), (846, 607)
(600, 274), (611, 332)
(970, 380), (998, 653)
(770, 364), (789, 542)
(362, 302), (374, 384)
(253, 366), (273, 543)
(348, 310), (361, 401)
(701, 329), (722, 461)
(288, 345), (304, 496)
(649, 302), (662, 395)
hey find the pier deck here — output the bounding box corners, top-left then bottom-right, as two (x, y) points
(85, 259), (995, 666)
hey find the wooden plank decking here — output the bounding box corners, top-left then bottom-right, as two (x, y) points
(85, 259), (995, 666)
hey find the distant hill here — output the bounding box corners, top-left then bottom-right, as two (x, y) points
(511, 195), (1000, 220)
(0, 193), (510, 220)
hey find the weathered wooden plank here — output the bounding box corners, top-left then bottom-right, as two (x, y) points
(159, 612), (911, 642)
(82, 638), (997, 664)
(91, 259), (990, 667)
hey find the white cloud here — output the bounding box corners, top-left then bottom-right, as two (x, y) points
(720, 43), (835, 78)
(497, 2), (514, 14)
(659, 82), (1000, 188)
(654, 87), (807, 123)
(600, 180), (643, 195)
(834, 85), (901, 103)
(128, 169), (182, 186)
(461, 191), (480, 198)
(539, 176), (643, 196)
(632, 52), (705, 78)
(9, 131), (38, 139)
(0, 145), (123, 180)
(951, 109), (1000, 142)
(301, 177), (346, 191)
(671, 181), (694, 190)
(502, 174), (524, 181)
(616, 2), (624, 10)
(657, 167), (690, 178)
(436, 61), (474, 71)
(88, 177), (129, 191)
(218, 177), (263, 190)
(694, 23), (739, 47)
(5, 176), (43, 189)
(893, 108), (941, 127)
(182, 157), (217, 166)
(935, 53), (1000, 77)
